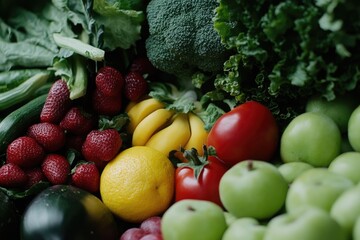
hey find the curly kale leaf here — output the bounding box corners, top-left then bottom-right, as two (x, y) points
(213, 0), (360, 124)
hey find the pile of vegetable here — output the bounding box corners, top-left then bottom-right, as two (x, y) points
(210, 0), (360, 124)
(1, 0), (360, 239)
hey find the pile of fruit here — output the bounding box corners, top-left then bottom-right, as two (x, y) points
(1, 0), (360, 240)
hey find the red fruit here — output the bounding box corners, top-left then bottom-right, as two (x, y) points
(124, 71), (148, 101)
(6, 136), (45, 168)
(0, 163), (28, 188)
(24, 167), (46, 188)
(41, 154), (70, 185)
(121, 228), (147, 240)
(81, 129), (122, 165)
(130, 56), (156, 75)
(71, 163), (100, 193)
(140, 234), (163, 240)
(40, 79), (71, 123)
(59, 107), (96, 135)
(92, 88), (122, 116)
(140, 216), (162, 235)
(27, 122), (66, 152)
(95, 66), (124, 97)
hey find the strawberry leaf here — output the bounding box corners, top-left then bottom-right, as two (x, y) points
(149, 82), (198, 114)
(66, 148), (82, 168)
(98, 113), (129, 131)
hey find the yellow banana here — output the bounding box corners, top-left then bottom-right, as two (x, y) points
(184, 113), (209, 155)
(146, 113), (191, 156)
(126, 98), (164, 133)
(132, 108), (174, 146)
(124, 101), (137, 112)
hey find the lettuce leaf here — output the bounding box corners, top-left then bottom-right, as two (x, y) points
(0, 0), (145, 99)
(93, 0), (145, 49)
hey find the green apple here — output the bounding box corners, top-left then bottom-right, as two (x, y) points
(219, 160), (288, 220)
(280, 112), (342, 167)
(328, 151), (360, 184)
(161, 199), (227, 240)
(348, 105), (360, 152)
(264, 207), (346, 240)
(305, 94), (357, 133)
(222, 217), (266, 240)
(278, 162), (313, 184)
(286, 168), (354, 213)
(331, 185), (360, 238)
(353, 216), (360, 240)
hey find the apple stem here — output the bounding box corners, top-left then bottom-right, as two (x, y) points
(247, 160), (254, 171)
(187, 206), (196, 212)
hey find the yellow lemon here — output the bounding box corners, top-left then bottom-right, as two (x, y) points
(100, 146), (175, 223)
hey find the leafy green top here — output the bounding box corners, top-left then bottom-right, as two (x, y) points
(208, 0), (360, 126)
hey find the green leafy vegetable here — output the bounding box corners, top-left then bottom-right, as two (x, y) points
(0, 0), (145, 100)
(212, 0), (360, 126)
(93, 0), (145, 49)
(149, 82), (198, 114)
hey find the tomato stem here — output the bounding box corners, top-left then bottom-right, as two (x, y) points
(176, 145), (217, 180)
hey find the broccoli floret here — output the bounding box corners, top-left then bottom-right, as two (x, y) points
(145, 0), (230, 80)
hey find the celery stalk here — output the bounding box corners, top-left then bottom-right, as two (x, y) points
(53, 33), (105, 62)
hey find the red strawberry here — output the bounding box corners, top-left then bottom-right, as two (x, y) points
(41, 154), (70, 185)
(124, 71), (148, 101)
(59, 107), (96, 135)
(6, 136), (45, 168)
(71, 163), (100, 193)
(24, 167), (46, 188)
(92, 88), (122, 116)
(27, 122), (66, 152)
(95, 66), (124, 97)
(130, 56), (156, 75)
(82, 129), (122, 165)
(0, 163), (28, 188)
(40, 79), (71, 123)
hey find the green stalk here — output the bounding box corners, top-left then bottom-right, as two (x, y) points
(53, 33), (105, 62)
(0, 72), (50, 111)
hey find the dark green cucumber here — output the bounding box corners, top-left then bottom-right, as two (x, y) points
(0, 94), (47, 154)
(21, 185), (119, 240)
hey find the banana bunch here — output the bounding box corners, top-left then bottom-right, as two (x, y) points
(126, 97), (208, 156)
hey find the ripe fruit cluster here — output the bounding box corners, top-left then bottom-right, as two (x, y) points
(0, 57), (153, 194)
(120, 216), (163, 240)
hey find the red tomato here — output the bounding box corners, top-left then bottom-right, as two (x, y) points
(175, 156), (228, 207)
(207, 101), (279, 167)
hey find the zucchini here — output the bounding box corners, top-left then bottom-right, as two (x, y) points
(21, 185), (119, 240)
(0, 94), (47, 154)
